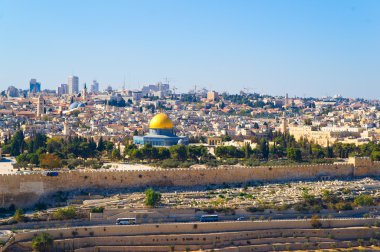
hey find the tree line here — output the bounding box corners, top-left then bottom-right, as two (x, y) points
(2, 130), (380, 169)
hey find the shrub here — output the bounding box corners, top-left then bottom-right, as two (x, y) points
(144, 188), (161, 207)
(354, 194), (375, 206)
(334, 202), (353, 211)
(51, 206), (77, 220)
(357, 238), (365, 246)
(90, 206), (104, 213)
(31, 232), (53, 252)
(34, 202), (47, 211)
(13, 209), (25, 222)
(310, 214), (322, 229)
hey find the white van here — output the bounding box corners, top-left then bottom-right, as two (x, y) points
(116, 218), (136, 225)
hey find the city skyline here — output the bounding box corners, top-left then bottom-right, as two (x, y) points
(0, 0), (379, 98)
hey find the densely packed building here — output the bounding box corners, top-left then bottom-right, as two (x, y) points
(0, 83), (379, 149)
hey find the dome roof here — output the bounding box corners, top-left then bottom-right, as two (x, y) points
(69, 102), (85, 110)
(69, 102), (79, 110)
(149, 113), (173, 129)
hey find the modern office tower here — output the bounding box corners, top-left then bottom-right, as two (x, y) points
(90, 80), (99, 93)
(68, 76), (79, 94)
(61, 84), (68, 94)
(29, 79), (41, 93)
(57, 83), (69, 96)
(6, 86), (19, 97)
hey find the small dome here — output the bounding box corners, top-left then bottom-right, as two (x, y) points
(69, 102), (79, 110)
(149, 113), (173, 129)
(69, 102), (85, 110)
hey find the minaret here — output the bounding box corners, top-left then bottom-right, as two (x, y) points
(82, 83), (88, 101)
(63, 118), (69, 136)
(105, 100), (110, 112)
(285, 93), (289, 105)
(90, 120), (94, 132)
(281, 113), (288, 133)
(36, 94), (44, 118)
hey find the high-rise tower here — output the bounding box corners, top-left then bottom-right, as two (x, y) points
(68, 76), (79, 94)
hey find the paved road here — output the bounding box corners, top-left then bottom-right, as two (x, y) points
(0, 209), (377, 231)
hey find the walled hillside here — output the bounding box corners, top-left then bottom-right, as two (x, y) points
(0, 158), (379, 208)
(4, 218), (379, 252)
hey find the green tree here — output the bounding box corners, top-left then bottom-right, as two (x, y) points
(31, 232), (53, 252)
(169, 144), (188, 161)
(39, 153), (61, 169)
(111, 148), (121, 160)
(371, 151), (380, 161)
(311, 144), (325, 159)
(287, 147), (302, 162)
(46, 138), (63, 154)
(259, 139), (269, 160)
(27, 133), (47, 153)
(16, 153), (28, 164)
(221, 134), (231, 142)
(130, 149), (144, 160)
(10, 130), (25, 156)
(188, 145), (208, 161)
(141, 144), (159, 161)
(215, 146), (244, 159)
(97, 136), (105, 152)
(27, 153), (40, 166)
(123, 143), (137, 157)
(145, 188), (161, 207)
(242, 143), (253, 159)
(157, 147), (171, 160)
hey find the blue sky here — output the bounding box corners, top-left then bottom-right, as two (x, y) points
(0, 0), (379, 98)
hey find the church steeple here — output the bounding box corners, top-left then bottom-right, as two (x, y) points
(82, 83), (88, 101)
(36, 94), (44, 118)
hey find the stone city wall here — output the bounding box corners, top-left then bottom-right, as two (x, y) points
(0, 157), (379, 208)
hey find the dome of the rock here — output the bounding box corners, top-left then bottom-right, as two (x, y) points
(149, 113), (174, 129)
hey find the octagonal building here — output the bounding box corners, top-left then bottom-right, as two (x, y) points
(133, 113), (189, 147)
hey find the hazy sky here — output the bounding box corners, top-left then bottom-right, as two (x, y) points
(0, 0), (379, 98)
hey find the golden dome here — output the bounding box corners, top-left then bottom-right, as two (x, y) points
(149, 113), (174, 129)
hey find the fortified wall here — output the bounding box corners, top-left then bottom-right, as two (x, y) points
(0, 157), (379, 208)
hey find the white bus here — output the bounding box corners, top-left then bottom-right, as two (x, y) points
(116, 218), (136, 225)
